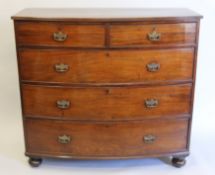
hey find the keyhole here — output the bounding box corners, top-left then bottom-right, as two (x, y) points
(106, 89), (112, 95)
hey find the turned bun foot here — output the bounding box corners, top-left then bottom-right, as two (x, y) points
(172, 157), (186, 168)
(28, 157), (42, 167)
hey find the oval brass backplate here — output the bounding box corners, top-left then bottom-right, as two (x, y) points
(56, 100), (70, 109)
(144, 99), (159, 108)
(53, 31), (68, 42)
(144, 134), (156, 144)
(58, 135), (71, 144)
(54, 63), (69, 73)
(146, 62), (160, 72)
(148, 27), (161, 41)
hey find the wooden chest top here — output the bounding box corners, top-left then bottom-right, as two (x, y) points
(12, 8), (202, 22)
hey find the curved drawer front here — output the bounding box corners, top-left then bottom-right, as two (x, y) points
(22, 84), (191, 120)
(15, 22), (105, 47)
(19, 48), (194, 84)
(110, 23), (196, 47)
(25, 119), (188, 157)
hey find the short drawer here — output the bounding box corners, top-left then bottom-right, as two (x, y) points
(19, 48), (194, 84)
(110, 23), (196, 47)
(22, 84), (191, 121)
(15, 22), (105, 47)
(25, 119), (188, 157)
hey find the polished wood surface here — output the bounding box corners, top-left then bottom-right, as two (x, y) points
(110, 23), (196, 47)
(12, 8), (202, 166)
(22, 84), (191, 121)
(25, 118), (188, 157)
(19, 48), (194, 84)
(12, 8), (202, 22)
(16, 22), (105, 47)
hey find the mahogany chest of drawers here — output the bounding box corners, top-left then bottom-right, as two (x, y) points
(12, 8), (202, 168)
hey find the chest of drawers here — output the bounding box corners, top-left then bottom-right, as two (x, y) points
(12, 8), (202, 168)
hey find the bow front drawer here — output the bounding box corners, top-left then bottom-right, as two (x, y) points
(22, 84), (191, 121)
(110, 23), (196, 47)
(19, 48), (194, 84)
(15, 22), (105, 47)
(25, 119), (188, 157)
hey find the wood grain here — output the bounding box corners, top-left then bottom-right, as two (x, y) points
(110, 23), (196, 47)
(22, 84), (192, 121)
(15, 22), (105, 47)
(19, 48), (194, 84)
(25, 118), (188, 157)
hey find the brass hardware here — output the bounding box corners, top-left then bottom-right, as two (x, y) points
(145, 99), (159, 108)
(148, 27), (161, 41)
(144, 134), (156, 144)
(58, 135), (71, 144)
(56, 100), (70, 109)
(53, 31), (68, 42)
(146, 62), (160, 72)
(54, 63), (69, 73)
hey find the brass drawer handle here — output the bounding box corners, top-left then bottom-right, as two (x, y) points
(146, 62), (160, 72)
(58, 135), (71, 144)
(56, 100), (70, 109)
(145, 99), (159, 108)
(54, 63), (69, 73)
(148, 27), (161, 41)
(144, 135), (156, 144)
(53, 31), (68, 42)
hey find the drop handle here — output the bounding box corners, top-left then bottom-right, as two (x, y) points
(58, 135), (71, 144)
(148, 27), (161, 41)
(146, 62), (160, 72)
(145, 99), (159, 108)
(143, 135), (156, 144)
(56, 100), (70, 109)
(53, 31), (68, 42)
(54, 63), (69, 73)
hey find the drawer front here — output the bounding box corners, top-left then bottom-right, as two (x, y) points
(110, 23), (196, 47)
(19, 48), (194, 83)
(25, 119), (188, 157)
(22, 84), (191, 120)
(15, 22), (105, 47)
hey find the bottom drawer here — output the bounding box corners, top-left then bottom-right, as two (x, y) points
(25, 119), (188, 158)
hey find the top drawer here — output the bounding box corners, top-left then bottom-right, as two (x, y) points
(15, 22), (105, 48)
(110, 23), (196, 47)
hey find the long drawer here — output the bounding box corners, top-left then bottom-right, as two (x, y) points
(25, 118), (188, 157)
(110, 23), (196, 47)
(15, 22), (105, 47)
(19, 48), (194, 84)
(22, 84), (191, 121)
